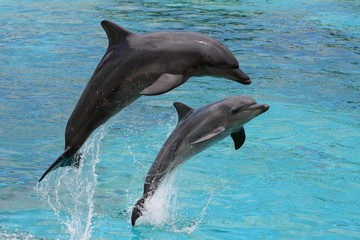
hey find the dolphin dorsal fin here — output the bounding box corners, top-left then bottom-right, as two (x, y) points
(101, 20), (133, 47)
(173, 102), (193, 122)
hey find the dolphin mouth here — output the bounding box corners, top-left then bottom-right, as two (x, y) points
(230, 68), (252, 85)
(249, 103), (270, 112)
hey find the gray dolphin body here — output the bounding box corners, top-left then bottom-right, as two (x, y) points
(39, 20), (251, 182)
(131, 96), (269, 226)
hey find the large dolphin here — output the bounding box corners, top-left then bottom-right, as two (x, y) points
(131, 96), (269, 226)
(39, 20), (252, 182)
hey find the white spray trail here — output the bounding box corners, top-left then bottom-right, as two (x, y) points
(136, 172), (178, 226)
(36, 127), (106, 240)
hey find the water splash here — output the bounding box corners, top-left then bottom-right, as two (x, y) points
(135, 172), (178, 227)
(131, 169), (215, 235)
(36, 127), (106, 240)
(0, 231), (37, 240)
(170, 189), (214, 235)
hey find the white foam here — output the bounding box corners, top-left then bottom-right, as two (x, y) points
(0, 231), (36, 240)
(133, 169), (215, 236)
(35, 126), (106, 240)
(136, 172), (178, 227)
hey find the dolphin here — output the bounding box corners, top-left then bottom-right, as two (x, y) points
(39, 20), (251, 182)
(131, 96), (269, 226)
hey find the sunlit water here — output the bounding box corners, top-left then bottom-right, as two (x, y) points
(1, 0), (359, 239)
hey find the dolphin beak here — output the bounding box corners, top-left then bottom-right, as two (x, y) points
(229, 68), (252, 85)
(261, 104), (270, 112)
(250, 103), (270, 112)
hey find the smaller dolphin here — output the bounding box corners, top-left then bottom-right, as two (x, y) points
(131, 96), (269, 226)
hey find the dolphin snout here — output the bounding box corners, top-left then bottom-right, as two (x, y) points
(260, 104), (270, 112)
(249, 102), (270, 112)
(230, 68), (252, 85)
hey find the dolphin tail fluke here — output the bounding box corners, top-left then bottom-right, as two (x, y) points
(131, 197), (146, 226)
(39, 148), (81, 182)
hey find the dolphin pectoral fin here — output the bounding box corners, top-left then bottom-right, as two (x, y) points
(191, 126), (226, 145)
(231, 127), (246, 150)
(131, 197), (146, 226)
(38, 149), (81, 182)
(140, 73), (188, 96)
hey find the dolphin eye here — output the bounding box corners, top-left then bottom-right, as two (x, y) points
(231, 107), (241, 114)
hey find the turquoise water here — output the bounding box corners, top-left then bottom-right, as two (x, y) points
(1, 0), (359, 239)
